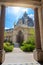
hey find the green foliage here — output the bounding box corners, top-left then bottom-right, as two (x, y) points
(27, 36), (35, 45)
(4, 42), (14, 52)
(8, 41), (14, 46)
(29, 28), (35, 35)
(4, 31), (7, 37)
(20, 36), (35, 52)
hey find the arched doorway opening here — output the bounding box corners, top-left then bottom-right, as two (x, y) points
(0, 0), (43, 64)
(16, 30), (24, 46)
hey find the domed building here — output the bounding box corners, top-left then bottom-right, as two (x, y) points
(5, 12), (34, 46)
(16, 12), (34, 27)
(12, 12), (34, 46)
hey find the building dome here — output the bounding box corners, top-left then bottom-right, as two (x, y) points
(16, 12), (34, 27)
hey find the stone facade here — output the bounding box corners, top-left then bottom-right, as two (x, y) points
(5, 28), (13, 42)
(5, 12), (34, 44)
(13, 25), (34, 44)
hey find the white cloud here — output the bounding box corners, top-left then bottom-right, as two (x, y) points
(5, 26), (14, 29)
(28, 14), (34, 20)
(21, 8), (28, 12)
(6, 7), (28, 15)
(5, 27), (10, 29)
(6, 7), (34, 20)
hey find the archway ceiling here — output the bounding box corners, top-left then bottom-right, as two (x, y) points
(0, 0), (42, 8)
(0, 0), (41, 2)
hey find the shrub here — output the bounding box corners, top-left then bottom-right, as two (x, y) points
(4, 42), (14, 52)
(20, 36), (35, 52)
(21, 44), (35, 52)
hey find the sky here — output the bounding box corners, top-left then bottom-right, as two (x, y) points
(5, 6), (34, 29)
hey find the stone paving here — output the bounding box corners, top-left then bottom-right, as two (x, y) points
(2, 48), (41, 65)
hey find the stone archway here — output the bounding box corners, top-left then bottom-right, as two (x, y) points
(0, 0), (43, 64)
(16, 30), (24, 46)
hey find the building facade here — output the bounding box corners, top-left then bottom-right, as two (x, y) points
(5, 12), (34, 44)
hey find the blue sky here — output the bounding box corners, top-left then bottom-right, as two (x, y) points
(5, 7), (34, 29)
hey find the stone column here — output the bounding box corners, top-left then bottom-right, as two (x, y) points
(38, 7), (43, 51)
(33, 7), (43, 62)
(34, 6), (43, 62)
(0, 5), (5, 64)
(34, 8), (41, 49)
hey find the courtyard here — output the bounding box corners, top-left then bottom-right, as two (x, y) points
(2, 48), (40, 65)
(0, 0), (43, 64)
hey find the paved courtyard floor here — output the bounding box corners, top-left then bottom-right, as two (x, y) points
(2, 48), (41, 65)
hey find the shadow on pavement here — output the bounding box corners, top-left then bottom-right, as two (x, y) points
(39, 62), (43, 65)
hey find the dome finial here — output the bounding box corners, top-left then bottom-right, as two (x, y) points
(23, 11), (28, 17)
